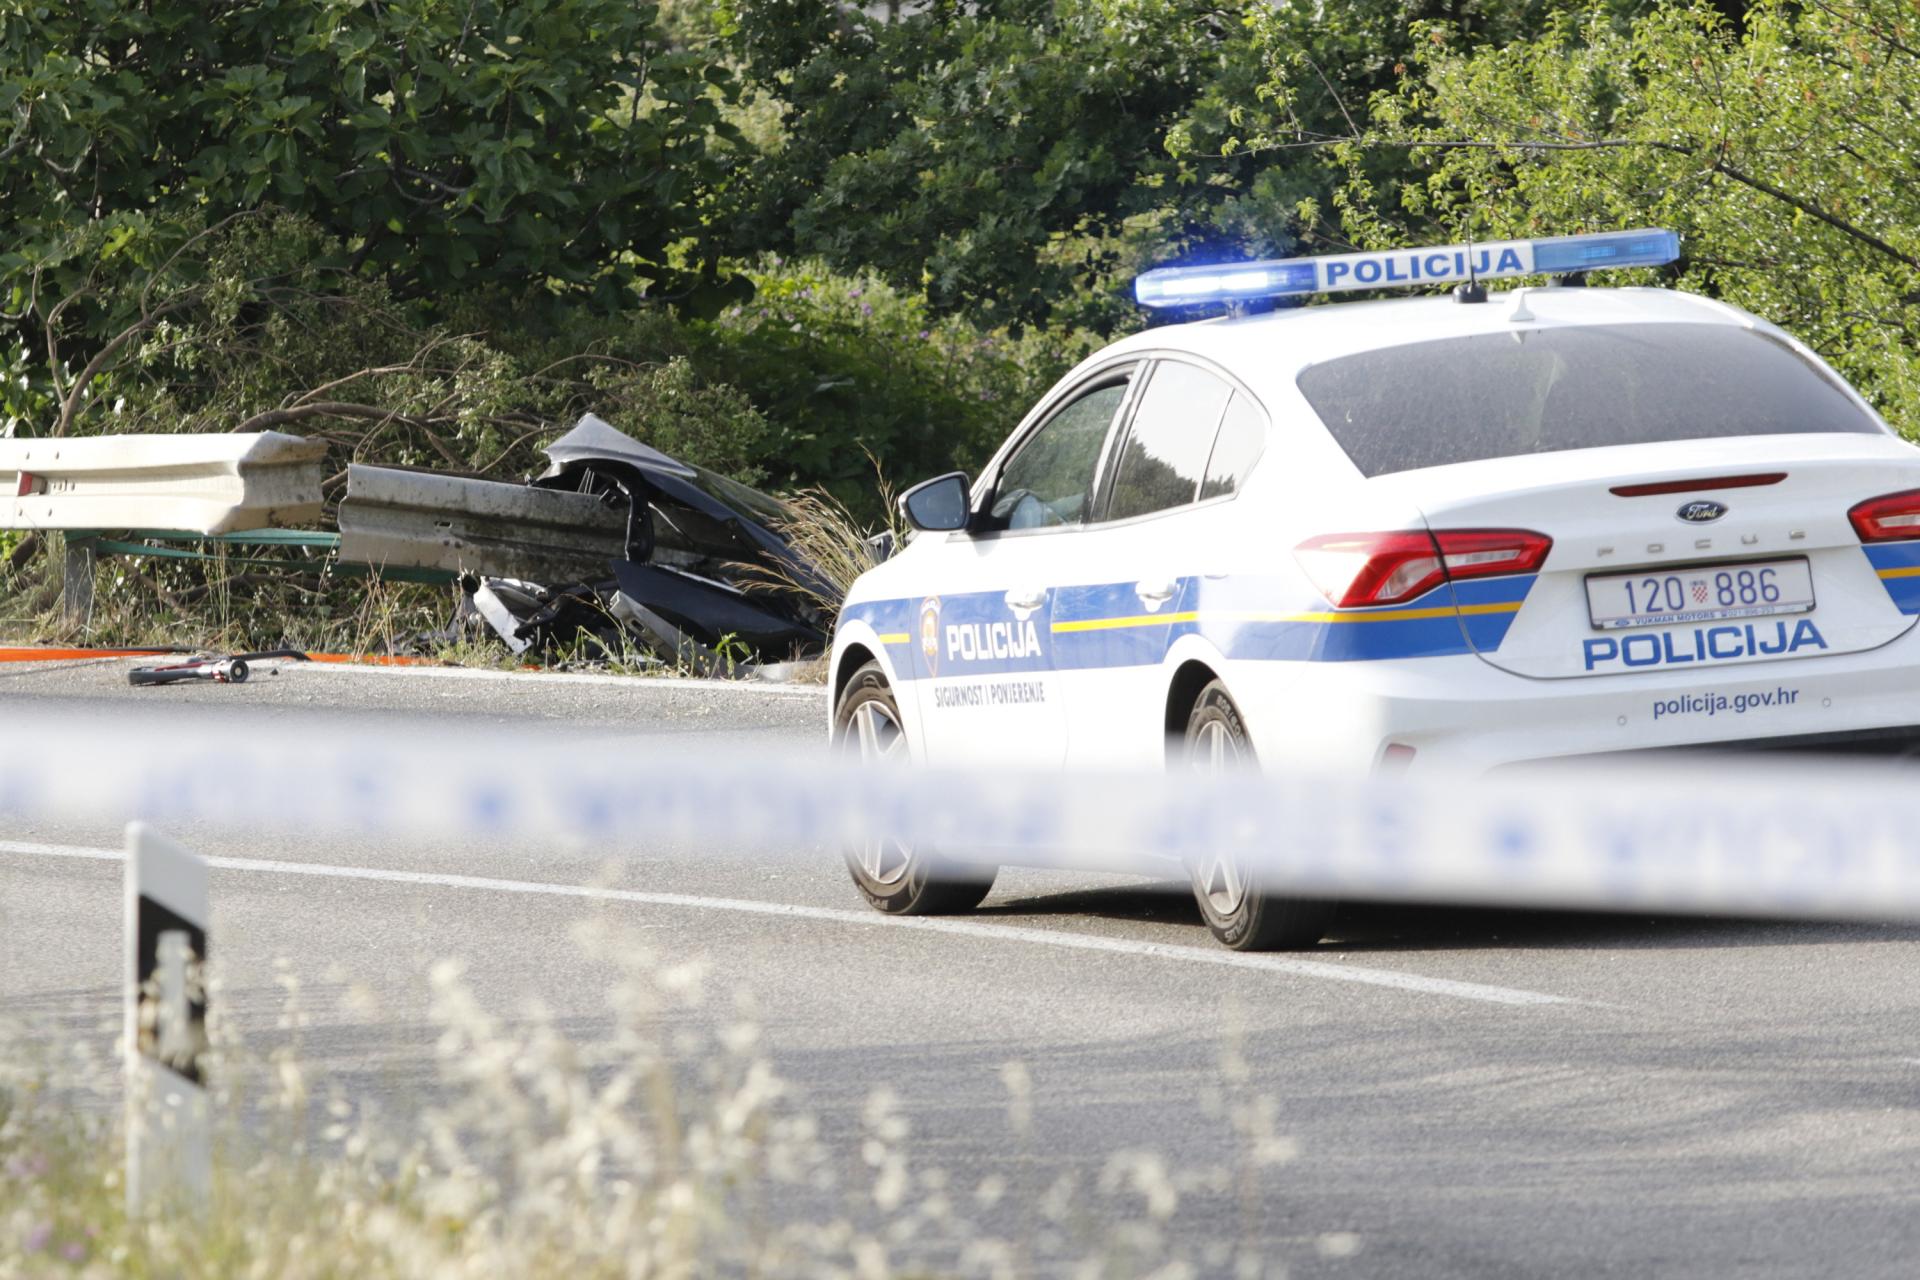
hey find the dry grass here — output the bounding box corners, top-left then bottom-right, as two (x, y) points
(0, 537), (801, 681)
(0, 930), (1340, 1278)
(745, 455), (907, 627)
(0, 534), (452, 659)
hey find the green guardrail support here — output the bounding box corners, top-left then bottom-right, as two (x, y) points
(61, 528), (459, 627)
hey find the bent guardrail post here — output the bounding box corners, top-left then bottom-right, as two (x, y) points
(125, 823), (211, 1218)
(62, 534), (97, 628)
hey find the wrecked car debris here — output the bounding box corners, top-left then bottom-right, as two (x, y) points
(464, 576), (641, 663)
(128, 649), (309, 687)
(339, 413), (839, 669)
(129, 656), (252, 686)
(609, 560), (821, 658)
(533, 414), (836, 621)
(462, 564), (812, 675)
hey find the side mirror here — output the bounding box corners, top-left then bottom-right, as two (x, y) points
(899, 471), (972, 532)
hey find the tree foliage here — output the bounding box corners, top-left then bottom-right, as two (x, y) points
(0, 0), (745, 314)
(9, 0), (1918, 523)
(720, 0), (1258, 330)
(721, 0), (1626, 330)
(1332, 0), (1920, 430)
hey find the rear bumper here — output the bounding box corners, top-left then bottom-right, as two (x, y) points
(1224, 627), (1920, 775)
(1565, 722), (1920, 761)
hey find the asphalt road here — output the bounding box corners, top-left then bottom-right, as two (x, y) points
(5, 656), (1920, 1276)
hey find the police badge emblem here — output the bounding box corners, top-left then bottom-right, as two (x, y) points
(919, 596), (941, 677)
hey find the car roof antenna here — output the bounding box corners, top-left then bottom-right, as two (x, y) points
(1453, 224), (1487, 304)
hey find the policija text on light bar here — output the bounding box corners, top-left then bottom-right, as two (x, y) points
(1133, 229), (1681, 309)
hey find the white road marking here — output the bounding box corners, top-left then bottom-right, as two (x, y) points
(0, 653), (826, 696)
(0, 839), (1572, 1007)
(304, 661), (827, 697)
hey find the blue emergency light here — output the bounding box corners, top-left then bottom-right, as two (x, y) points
(1134, 228), (1680, 309)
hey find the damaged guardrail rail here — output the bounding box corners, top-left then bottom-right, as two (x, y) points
(337, 463), (628, 584)
(10, 416), (832, 666)
(8, 709), (1920, 921)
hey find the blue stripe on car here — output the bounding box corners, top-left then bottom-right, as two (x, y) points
(841, 574), (1537, 680)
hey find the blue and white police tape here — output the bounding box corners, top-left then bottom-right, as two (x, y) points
(5, 709), (1920, 920)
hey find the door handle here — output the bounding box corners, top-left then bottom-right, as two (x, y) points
(1136, 579), (1176, 603)
(1005, 588), (1047, 611)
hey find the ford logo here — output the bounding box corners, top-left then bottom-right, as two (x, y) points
(1677, 500), (1728, 524)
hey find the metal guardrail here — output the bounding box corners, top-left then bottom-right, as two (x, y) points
(3, 432), (326, 625)
(2, 432), (325, 534)
(337, 463), (626, 583)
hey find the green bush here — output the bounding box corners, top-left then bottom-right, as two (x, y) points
(10, 211), (1091, 529)
(584, 356), (779, 486)
(686, 258), (1102, 512)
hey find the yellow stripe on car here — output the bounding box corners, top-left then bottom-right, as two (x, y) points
(1275, 601), (1525, 624)
(1050, 601), (1522, 633)
(1051, 611), (1202, 634)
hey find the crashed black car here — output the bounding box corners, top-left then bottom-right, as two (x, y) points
(499, 414), (835, 665)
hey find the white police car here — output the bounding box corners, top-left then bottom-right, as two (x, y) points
(829, 230), (1920, 949)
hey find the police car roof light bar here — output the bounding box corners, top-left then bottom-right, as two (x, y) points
(1134, 228), (1680, 309)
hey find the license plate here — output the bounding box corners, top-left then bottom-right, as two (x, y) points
(1585, 558), (1814, 631)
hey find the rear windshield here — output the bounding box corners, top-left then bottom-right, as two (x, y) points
(1296, 323), (1884, 478)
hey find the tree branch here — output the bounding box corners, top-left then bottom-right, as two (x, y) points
(140, 210), (255, 316)
(231, 401), (470, 469)
(6, 532), (42, 574)
(1703, 153), (1920, 271)
(53, 295), (200, 437)
(232, 400), (430, 433)
(1331, 136), (1920, 273)
(285, 335), (463, 408)
(396, 164), (471, 196)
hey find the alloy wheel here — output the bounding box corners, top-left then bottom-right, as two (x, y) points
(1189, 717), (1248, 915)
(845, 698), (912, 885)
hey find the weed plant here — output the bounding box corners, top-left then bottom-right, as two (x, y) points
(747, 469), (907, 628)
(0, 929), (1349, 1277)
(0, 535), (451, 659)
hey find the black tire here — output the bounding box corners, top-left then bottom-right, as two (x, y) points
(835, 661), (996, 915)
(1183, 679), (1335, 951)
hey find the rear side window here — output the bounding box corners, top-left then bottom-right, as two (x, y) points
(1200, 393), (1265, 500)
(1297, 323), (1885, 478)
(1102, 361), (1233, 521)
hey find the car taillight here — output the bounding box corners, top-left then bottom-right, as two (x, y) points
(1294, 529), (1552, 608)
(1849, 490), (1920, 543)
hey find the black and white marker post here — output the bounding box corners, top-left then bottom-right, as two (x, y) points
(124, 822), (211, 1216)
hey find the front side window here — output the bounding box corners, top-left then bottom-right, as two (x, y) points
(1101, 361), (1234, 522)
(990, 378), (1130, 530)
